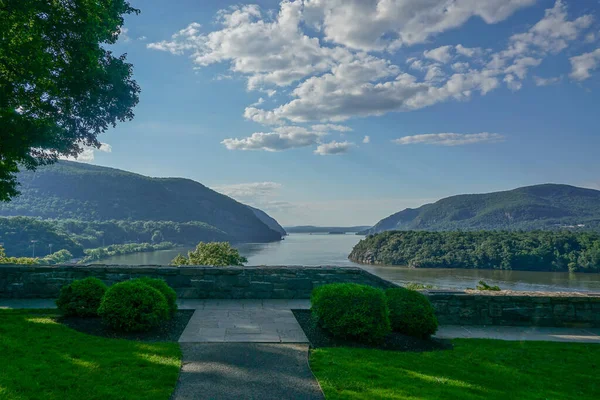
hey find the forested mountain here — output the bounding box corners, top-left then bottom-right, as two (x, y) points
(362, 184), (600, 234)
(0, 161), (283, 243)
(248, 206), (287, 236)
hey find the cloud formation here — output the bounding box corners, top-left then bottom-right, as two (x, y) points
(393, 133), (505, 146)
(314, 141), (354, 155)
(60, 143), (112, 162)
(149, 1), (596, 153)
(570, 49), (600, 81)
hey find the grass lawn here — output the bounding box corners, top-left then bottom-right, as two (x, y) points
(0, 310), (181, 400)
(311, 339), (600, 400)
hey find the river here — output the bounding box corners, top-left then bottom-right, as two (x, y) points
(100, 233), (600, 293)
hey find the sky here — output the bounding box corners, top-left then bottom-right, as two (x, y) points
(81, 0), (600, 226)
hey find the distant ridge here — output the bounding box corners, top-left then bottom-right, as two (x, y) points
(362, 184), (600, 234)
(286, 225), (371, 234)
(0, 161), (283, 243)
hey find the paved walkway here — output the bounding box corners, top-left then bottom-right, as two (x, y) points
(172, 343), (324, 400)
(435, 325), (600, 343)
(179, 300), (310, 343)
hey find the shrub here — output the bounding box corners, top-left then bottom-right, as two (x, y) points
(385, 288), (438, 338)
(311, 283), (391, 343)
(137, 277), (178, 317)
(98, 280), (169, 332)
(170, 242), (247, 266)
(56, 277), (107, 317)
(476, 280), (501, 291)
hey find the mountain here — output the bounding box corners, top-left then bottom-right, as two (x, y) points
(285, 225), (371, 234)
(248, 206), (287, 236)
(0, 161), (283, 243)
(363, 184), (600, 234)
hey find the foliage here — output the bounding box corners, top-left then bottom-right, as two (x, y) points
(350, 230), (600, 272)
(56, 278), (107, 317)
(137, 277), (178, 317)
(476, 280), (501, 291)
(310, 340), (600, 400)
(80, 242), (175, 263)
(365, 184), (600, 234)
(0, 309), (180, 400)
(0, 1), (140, 201)
(403, 282), (436, 290)
(98, 280), (169, 332)
(385, 288), (438, 338)
(0, 216), (83, 257)
(0, 245), (38, 264)
(39, 249), (73, 265)
(0, 161), (283, 243)
(311, 283), (391, 343)
(172, 242), (248, 266)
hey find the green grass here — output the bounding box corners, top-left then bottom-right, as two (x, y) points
(311, 339), (600, 399)
(0, 310), (181, 400)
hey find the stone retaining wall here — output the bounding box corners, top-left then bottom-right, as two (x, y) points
(2, 264), (599, 327)
(425, 290), (600, 328)
(0, 264), (397, 299)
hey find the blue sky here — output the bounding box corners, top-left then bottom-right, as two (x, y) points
(83, 0), (600, 226)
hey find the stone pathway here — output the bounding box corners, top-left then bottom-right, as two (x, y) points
(178, 299), (310, 343)
(172, 343), (324, 400)
(435, 325), (600, 343)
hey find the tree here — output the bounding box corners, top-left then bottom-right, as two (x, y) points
(0, 0), (140, 200)
(170, 242), (248, 266)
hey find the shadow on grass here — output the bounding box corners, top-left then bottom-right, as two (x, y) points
(310, 339), (600, 400)
(0, 310), (181, 400)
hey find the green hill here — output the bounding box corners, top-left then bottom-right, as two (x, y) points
(0, 161), (283, 244)
(363, 184), (600, 234)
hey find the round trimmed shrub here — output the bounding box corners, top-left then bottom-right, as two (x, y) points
(137, 277), (177, 317)
(385, 287), (438, 338)
(56, 277), (107, 317)
(311, 283), (391, 343)
(98, 280), (169, 332)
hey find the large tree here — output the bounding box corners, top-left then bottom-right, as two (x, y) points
(0, 0), (140, 200)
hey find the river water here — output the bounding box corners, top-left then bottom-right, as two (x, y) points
(100, 233), (600, 293)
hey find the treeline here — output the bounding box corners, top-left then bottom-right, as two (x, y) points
(0, 246), (73, 265)
(0, 217), (229, 257)
(79, 242), (175, 264)
(349, 230), (600, 272)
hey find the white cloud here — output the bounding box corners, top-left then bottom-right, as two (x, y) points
(424, 45), (453, 63)
(314, 141), (354, 155)
(533, 75), (562, 86)
(60, 143), (112, 162)
(118, 27), (131, 43)
(138, 35), (147, 41)
(213, 182), (282, 199)
(393, 133), (505, 146)
(585, 32), (597, 43)
(222, 126), (325, 151)
(451, 62), (470, 72)
(304, 0), (537, 51)
(311, 124), (352, 132)
(570, 48), (600, 81)
(363, 135), (371, 144)
(455, 44), (483, 58)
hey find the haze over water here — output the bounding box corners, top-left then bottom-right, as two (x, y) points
(100, 233), (600, 293)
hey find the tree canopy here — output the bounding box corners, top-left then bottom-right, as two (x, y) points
(0, 0), (140, 200)
(350, 230), (600, 272)
(171, 242), (248, 267)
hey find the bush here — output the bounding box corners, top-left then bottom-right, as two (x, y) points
(311, 283), (391, 343)
(98, 280), (169, 332)
(385, 288), (438, 338)
(137, 277), (178, 317)
(56, 277), (107, 317)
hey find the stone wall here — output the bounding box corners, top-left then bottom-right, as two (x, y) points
(0, 264), (397, 299)
(425, 290), (600, 328)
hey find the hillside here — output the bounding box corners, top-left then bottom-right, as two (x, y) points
(349, 230), (600, 272)
(363, 184), (600, 234)
(248, 206), (287, 236)
(0, 161), (283, 243)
